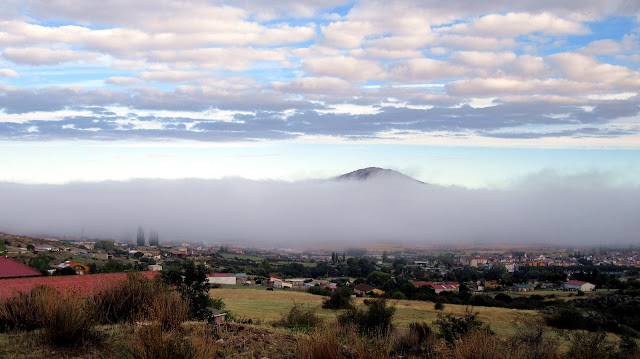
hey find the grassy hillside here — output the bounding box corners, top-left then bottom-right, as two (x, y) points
(210, 287), (540, 336)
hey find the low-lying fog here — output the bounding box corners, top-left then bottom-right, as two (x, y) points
(1, 171), (638, 247)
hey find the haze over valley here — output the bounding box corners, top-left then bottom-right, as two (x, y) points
(2, 167), (638, 247)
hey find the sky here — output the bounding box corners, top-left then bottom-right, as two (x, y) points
(0, 1), (639, 245)
(0, 0), (639, 187)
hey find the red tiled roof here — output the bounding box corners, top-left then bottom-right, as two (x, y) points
(0, 271), (158, 300)
(0, 257), (42, 279)
(565, 280), (588, 286)
(429, 284), (458, 290)
(207, 273), (235, 277)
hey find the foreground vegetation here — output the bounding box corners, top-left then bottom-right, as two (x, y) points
(1, 264), (639, 358)
(2, 283), (639, 359)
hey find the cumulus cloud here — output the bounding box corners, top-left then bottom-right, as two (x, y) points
(303, 56), (386, 82)
(0, 1), (639, 145)
(443, 12), (589, 37)
(0, 68), (18, 77)
(2, 47), (100, 65)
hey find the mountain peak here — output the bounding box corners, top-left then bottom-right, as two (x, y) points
(335, 167), (423, 183)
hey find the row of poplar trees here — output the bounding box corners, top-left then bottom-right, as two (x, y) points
(137, 226), (159, 247)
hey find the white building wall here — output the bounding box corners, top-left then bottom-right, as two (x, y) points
(207, 276), (237, 285)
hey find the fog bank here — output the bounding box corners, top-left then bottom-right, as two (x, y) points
(1, 175), (638, 247)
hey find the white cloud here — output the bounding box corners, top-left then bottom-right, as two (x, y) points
(550, 52), (639, 84)
(2, 47), (101, 65)
(106, 76), (143, 86)
(271, 76), (356, 95)
(389, 58), (466, 82)
(452, 51), (516, 67)
(303, 56), (386, 82)
(579, 39), (623, 55)
(443, 12), (589, 37)
(0, 68), (18, 77)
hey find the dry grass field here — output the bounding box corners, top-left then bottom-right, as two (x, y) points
(210, 287), (542, 336)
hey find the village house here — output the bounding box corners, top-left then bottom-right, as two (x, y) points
(34, 245), (54, 252)
(484, 280), (500, 290)
(206, 273), (236, 285)
(235, 273), (248, 285)
(284, 278), (307, 287)
(54, 261), (91, 275)
(512, 284), (536, 292)
(0, 257), (42, 279)
(563, 280), (595, 291)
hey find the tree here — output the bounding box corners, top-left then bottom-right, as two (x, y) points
(54, 266), (77, 276)
(136, 226), (145, 247)
(322, 287), (354, 310)
(94, 240), (114, 251)
(338, 298), (396, 336)
(28, 253), (51, 274)
(435, 308), (490, 344)
(161, 260), (212, 320)
(0, 241), (6, 255)
(102, 258), (125, 273)
(148, 230), (159, 247)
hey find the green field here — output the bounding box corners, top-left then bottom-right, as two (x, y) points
(210, 287), (542, 336)
(219, 252), (264, 261)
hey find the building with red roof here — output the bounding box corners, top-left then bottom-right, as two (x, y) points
(0, 257), (42, 279)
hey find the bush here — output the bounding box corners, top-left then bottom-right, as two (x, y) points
(546, 307), (587, 330)
(146, 290), (190, 331)
(452, 328), (504, 359)
(338, 298), (396, 337)
(434, 307), (490, 345)
(434, 301), (445, 310)
(495, 293), (513, 303)
(41, 293), (95, 347)
(0, 285), (57, 332)
(322, 287), (354, 310)
(507, 316), (561, 359)
(392, 322), (434, 357)
(307, 285), (331, 296)
(127, 324), (216, 359)
(272, 302), (323, 332)
(565, 330), (615, 359)
(90, 271), (167, 324)
(297, 322), (391, 359)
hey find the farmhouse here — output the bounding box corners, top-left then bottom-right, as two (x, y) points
(512, 284), (535, 292)
(54, 261), (91, 275)
(0, 257), (42, 279)
(563, 280), (595, 291)
(413, 281), (459, 294)
(206, 273), (236, 285)
(428, 283), (459, 294)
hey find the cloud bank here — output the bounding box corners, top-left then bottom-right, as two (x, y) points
(1, 173), (638, 247)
